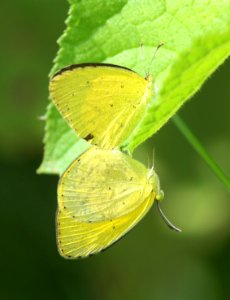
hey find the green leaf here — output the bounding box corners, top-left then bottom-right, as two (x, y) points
(39, 0), (230, 175)
(37, 103), (89, 175)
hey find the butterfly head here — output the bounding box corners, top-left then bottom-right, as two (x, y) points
(141, 42), (164, 80)
(147, 168), (182, 233)
(147, 167), (164, 202)
(145, 73), (153, 82)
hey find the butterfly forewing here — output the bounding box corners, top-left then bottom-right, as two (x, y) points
(50, 64), (153, 149)
(57, 147), (156, 258)
(58, 147), (153, 222)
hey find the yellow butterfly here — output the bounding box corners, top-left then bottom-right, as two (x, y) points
(57, 146), (164, 259)
(51, 60), (180, 259)
(50, 63), (153, 149)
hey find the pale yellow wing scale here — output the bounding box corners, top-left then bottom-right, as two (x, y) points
(50, 64), (153, 149)
(56, 147), (158, 258)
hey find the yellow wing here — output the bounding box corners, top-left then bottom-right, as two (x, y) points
(50, 64), (153, 149)
(57, 193), (154, 259)
(58, 147), (153, 222)
(56, 147), (157, 258)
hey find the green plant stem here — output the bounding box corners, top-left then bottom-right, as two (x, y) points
(173, 114), (230, 193)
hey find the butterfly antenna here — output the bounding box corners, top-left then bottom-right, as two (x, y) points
(156, 200), (182, 233)
(140, 42), (147, 76)
(147, 42), (164, 77)
(152, 148), (155, 168)
(147, 154), (150, 169)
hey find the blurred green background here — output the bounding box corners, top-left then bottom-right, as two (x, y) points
(0, 1), (229, 299)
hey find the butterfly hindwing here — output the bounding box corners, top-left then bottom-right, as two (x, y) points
(57, 193), (154, 259)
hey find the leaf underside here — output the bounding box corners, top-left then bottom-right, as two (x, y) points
(38, 0), (230, 175)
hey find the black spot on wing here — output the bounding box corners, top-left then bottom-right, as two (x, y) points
(84, 133), (94, 141)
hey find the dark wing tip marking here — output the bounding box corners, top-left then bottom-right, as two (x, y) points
(52, 63), (137, 78)
(84, 133), (94, 141)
